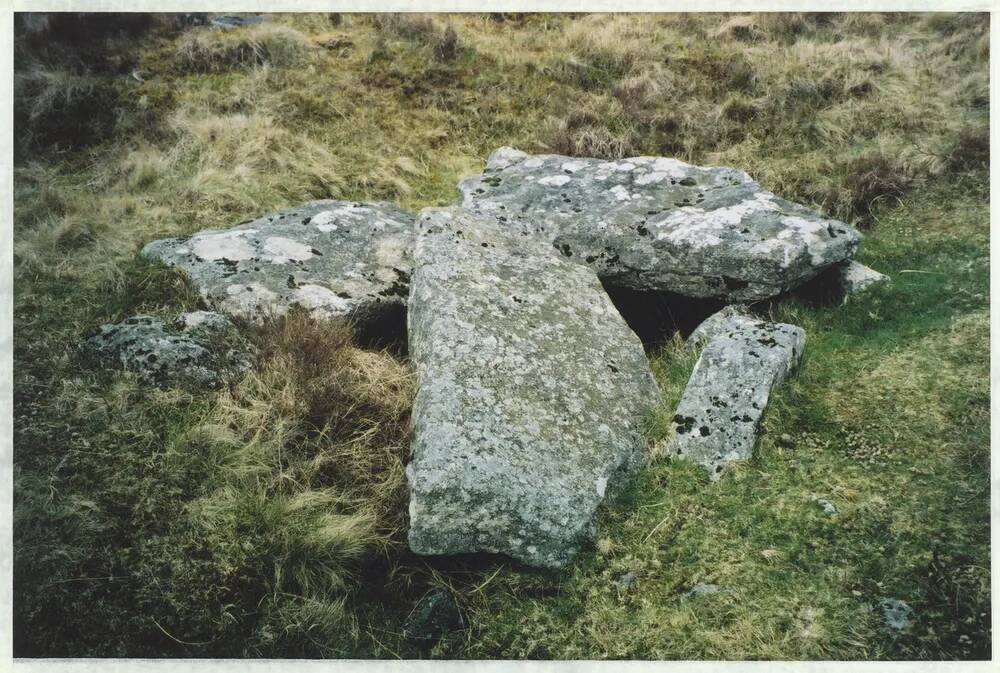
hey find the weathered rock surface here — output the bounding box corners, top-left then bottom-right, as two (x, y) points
(458, 148), (862, 301)
(666, 307), (804, 478)
(838, 260), (889, 298)
(406, 207), (660, 568)
(142, 201), (414, 327)
(211, 14), (264, 28)
(81, 312), (249, 387)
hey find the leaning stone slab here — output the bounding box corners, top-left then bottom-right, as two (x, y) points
(80, 312), (249, 387)
(459, 148), (862, 302)
(142, 200), (414, 326)
(406, 207), (660, 568)
(838, 260), (889, 299)
(666, 307), (804, 478)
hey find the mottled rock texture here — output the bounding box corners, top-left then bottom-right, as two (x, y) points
(459, 148), (861, 301)
(406, 207), (660, 568)
(667, 307), (805, 478)
(81, 312), (249, 387)
(142, 200), (414, 327)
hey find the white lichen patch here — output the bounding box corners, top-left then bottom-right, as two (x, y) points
(651, 157), (692, 177)
(487, 147), (528, 171)
(634, 171), (669, 185)
(263, 236), (314, 263)
(293, 283), (352, 318)
(538, 175), (572, 187)
(560, 160), (589, 173)
(610, 185), (632, 201)
(614, 162), (637, 172)
(310, 210), (337, 227)
(523, 157), (545, 169)
(191, 232), (256, 261)
(222, 282), (280, 317)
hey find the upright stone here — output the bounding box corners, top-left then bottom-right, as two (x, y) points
(142, 200), (414, 326)
(459, 148), (862, 302)
(666, 307), (804, 478)
(406, 207), (660, 568)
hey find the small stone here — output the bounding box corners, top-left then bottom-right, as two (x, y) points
(779, 433), (794, 446)
(617, 571), (637, 588)
(402, 591), (463, 642)
(685, 583), (723, 598)
(838, 260), (889, 300)
(816, 498), (838, 516)
(880, 598), (914, 630)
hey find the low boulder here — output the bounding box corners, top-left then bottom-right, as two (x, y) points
(459, 148), (862, 302)
(81, 312), (249, 388)
(838, 260), (889, 299)
(142, 201), (414, 328)
(665, 307), (804, 478)
(406, 207), (660, 568)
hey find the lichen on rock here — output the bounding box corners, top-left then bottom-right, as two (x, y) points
(406, 207), (660, 568)
(142, 200), (415, 328)
(458, 147), (862, 302)
(80, 312), (249, 388)
(665, 306), (805, 478)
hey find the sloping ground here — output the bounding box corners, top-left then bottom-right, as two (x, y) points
(12, 13), (989, 658)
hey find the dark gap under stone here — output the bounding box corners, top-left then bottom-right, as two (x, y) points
(600, 281), (725, 351)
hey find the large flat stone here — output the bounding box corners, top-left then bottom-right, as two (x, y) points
(142, 200), (414, 326)
(458, 148), (862, 302)
(406, 207), (660, 568)
(666, 307), (804, 478)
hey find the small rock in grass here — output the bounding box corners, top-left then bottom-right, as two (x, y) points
(838, 260), (889, 300)
(685, 583), (724, 598)
(81, 312), (248, 388)
(617, 571), (638, 588)
(815, 498), (838, 516)
(402, 591), (464, 642)
(210, 14), (264, 28)
(880, 598), (913, 630)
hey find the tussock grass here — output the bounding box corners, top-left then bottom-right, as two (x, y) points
(177, 24), (314, 72)
(13, 11), (989, 659)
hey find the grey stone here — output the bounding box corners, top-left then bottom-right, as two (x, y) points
(458, 148), (862, 302)
(406, 207), (660, 569)
(665, 307), (805, 478)
(402, 590), (463, 641)
(142, 200), (414, 328)
(210, 14), (264, 28)
(81, 313), (248, 388)
(838, 260), (889, 299)
(816, 498), (838, 516)
(685, 583), (724, 598)
(173, 310), (234, 336)
(617, 571), (638, 588)
(880, 598), (913, 630)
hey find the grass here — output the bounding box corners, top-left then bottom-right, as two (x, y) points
(12, 12), (989, 659)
